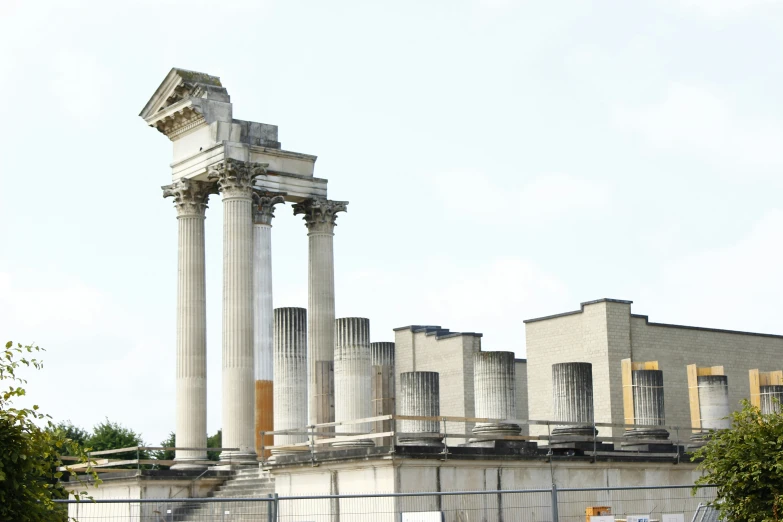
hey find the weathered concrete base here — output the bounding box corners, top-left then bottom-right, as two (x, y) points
(619, 442), (680, 453)
(548, 441), (614, 453)
(460, 439), (539, 455)
(269, 450), (705, 522)
(398, 433), (444, 447)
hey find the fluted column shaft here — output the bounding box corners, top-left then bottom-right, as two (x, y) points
(624, 369), (669, 441)
(253, 193), (284, 457)
(163, 179), (216, 470)
(760, 385), (783, 415)
(398, 371), (442, 447)
(293, 199), (348, 428)
(333, 317), (373, 447)
(371, 342), (395, 446)
(698, 375), (731, 431)
(273, 307), (308, 454)
(552, 362), (596, 437)
(209, 160), (265, 464)
(473, 351), (519, 437)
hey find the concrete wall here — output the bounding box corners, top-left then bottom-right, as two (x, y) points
(394, 326), (482, 443)
(271, 457), (705, 522)
(526, 298), (783, 440)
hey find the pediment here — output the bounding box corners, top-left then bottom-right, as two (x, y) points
(139, 68), (229, 122)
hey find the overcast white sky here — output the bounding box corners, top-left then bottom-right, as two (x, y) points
(1, 0), (782, 446)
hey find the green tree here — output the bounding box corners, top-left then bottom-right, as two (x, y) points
(86, 419), (148, 466)
(0, 341), (99, 522)
(207, 429), (222, 461)
(51, 421), (89, 456)
(693, 399), (783, 521)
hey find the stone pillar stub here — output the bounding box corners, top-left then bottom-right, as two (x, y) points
(697, 375), (731, 431)
(398, 371), (443, 447)
(623, 369), (670, 446)
(272, 307), (308, 457)
(293, 198), (348, 429)
(333, 317), (374, 447)
(760, 385), (783, 415)
(162, 179), (217, 470)
(472, 351), (520, 438)
(209, 159), (266, 464)
(551, 362), (596, 438)
(252, 191), (285, 457)
(371, 342), (395, 446)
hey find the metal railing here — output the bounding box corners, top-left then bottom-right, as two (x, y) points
(60, 447), (241, 473)
(260, 413), (708, 464)
(55, 484), (717, 521)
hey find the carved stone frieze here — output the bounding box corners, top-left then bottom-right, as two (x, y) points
(162, 179), (218, 216)
(292, 198), (348, 232)
(207, 159), (269, 198)
(253, 191), (286, 226)
(154, 106), (206, 139)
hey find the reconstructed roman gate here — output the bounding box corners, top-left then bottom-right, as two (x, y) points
(141, 68), (345, 468)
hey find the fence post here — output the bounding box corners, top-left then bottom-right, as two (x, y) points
(551, 483), (559, 522)
(267, 492), (278, 522)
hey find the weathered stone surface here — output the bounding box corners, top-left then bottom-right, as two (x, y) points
(398, 371), (443, 447)
(472, 351), (520, 439)
(273, 308), (308, 456)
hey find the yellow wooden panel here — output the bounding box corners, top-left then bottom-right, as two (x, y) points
(750, 369), (761, 409)
(687, 364), (701, 431)
(622, 358), (634, 425)
(643, 361), (659, 370)
(771, 371), (783, 385)
(712, 365), (725, 375)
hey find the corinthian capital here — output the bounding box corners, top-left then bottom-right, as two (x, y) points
(162, 179), (218, 216)
(253, 191), (286, 226)
(207, 159), (268, 198)
(292, 198), (349, 232)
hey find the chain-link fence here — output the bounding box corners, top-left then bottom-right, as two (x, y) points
(56, 484), (716, 521)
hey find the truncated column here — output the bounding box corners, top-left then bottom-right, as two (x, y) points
(371, 342), (395, 446)
(273, 307), (308, 456)
(551, 362), (596, 438)
(253, 192), (285, 457)
(398, 371), (442, 447)
(698, 375), (731, 431)
(472, 351), (520, 438)
(209, 159), (265, 464)
(760, 385), (783, 414)
(294, 198), (348, 428)
(163, 179), (217, 470)
(333, 317), (373, 447)
(623, 369), (670, 446)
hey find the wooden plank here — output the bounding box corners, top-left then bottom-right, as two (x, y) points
(644, 361), (659, 370)
(750, 369), (761, 408)
(88, 446), (143, 456)
(772, 371), (783, 385)
(314, 431), (395, 445)
(621, 358), (634, 426)
(687, 364), (701, 431)
(712, 365), (725, 375)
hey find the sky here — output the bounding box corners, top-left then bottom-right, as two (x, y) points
(1, 0), (782, 446)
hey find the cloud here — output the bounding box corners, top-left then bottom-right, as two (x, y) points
(433, 172), (612, 224)
(614, 83), (783, 171)
(671, 0), (782, 17)
(639, 210), (783, 334)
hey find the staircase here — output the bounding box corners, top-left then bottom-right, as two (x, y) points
(175, 467), (276, 521)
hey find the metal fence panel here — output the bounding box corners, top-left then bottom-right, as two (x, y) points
(56, 484), (716, 521)
(554, 485), (717, 522)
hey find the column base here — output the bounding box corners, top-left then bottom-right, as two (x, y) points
(218, 451), (259, 466)
(331, 439), (375, 448)
(397, 434), (444, 447)
(470, 423), (521, 442)
(170, 458), (209, 471)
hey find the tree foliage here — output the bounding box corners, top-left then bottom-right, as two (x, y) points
(0, 341), (99, 522)
(693, 399), (783, 522)
(86, 418), (148, 464)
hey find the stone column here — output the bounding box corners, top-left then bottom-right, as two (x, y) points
(208, 159), (266, 464)
(551, 362), (596, 438)
(272, 307), (308, 456)
(398, 371), (442, 447)
(698, 375), (731, 431)
(162, 179), (217, 470)
(624, 369), (669, 443)
(472, 351), (520, 439)
(371, 342), (395, 446)
(293, 198), (348, 428)
(333, 317), (373, 447)
(760, 385), (783, 414)
(253, 192), (285, 457)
